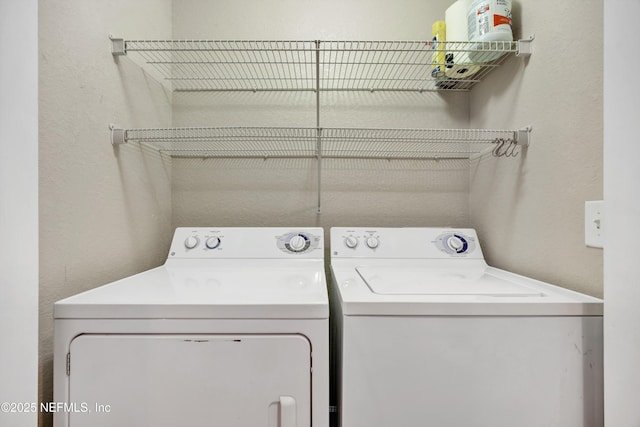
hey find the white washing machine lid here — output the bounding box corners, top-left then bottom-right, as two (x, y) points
(55, 259), (328, 319)
(356, 265), (542, 296)
(331, 259), (603, 316)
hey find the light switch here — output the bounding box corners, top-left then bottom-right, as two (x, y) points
(585, 200), (604, 248)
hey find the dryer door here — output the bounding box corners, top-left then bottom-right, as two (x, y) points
(67, 334), (311, 427)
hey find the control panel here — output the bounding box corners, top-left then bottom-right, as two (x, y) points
(341, 230), (381, 251)
(434, 232), (477, 255)
(276, 231), (321, 254)
(168, 227), (324, 259)
(331, 227), (483, 259)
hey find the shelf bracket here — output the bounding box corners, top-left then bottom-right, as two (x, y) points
(515, 125), (532, 147)
(110, 36), (126, 56)
(516, 35), (534, 57)
(110, 125), (126, 145)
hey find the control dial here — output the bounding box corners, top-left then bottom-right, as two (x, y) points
(288, 235), (307, 251)
(344, 236), (359, 249)
(284, 233), (311, 253)
(205, 236), (221, 249)
(447, 235), (465, 252)
(435, 232), (475, 255)
(366, 236), (380, 249)
(184, 236), (200, 250)
(276, 231), (320, 254)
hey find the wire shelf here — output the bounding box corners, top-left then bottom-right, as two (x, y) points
(320, 127), (520, 159)
(125, 127), (318, 158)
(112, 38), (531, 92)
(114, 126), (527, 159)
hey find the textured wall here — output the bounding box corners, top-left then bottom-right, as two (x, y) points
(468, 0), (603, 297)
(38, 1), (173, 426)
(170, 0), (471, 232)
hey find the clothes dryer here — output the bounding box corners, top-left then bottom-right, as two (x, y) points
(54, 227), (328, 427)
(330, 227), (603, 427)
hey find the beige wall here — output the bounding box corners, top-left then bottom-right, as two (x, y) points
(170, 0), (471, 232)
(468, 0), (603, 297)
(38, 1), (173, 425)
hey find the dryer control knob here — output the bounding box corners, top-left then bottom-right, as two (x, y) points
(366, 236), (380, 249)
(184, 236), (200, 249)
(447, 235), (464, 251)
(205, 236), (221, 249)
(288, 235), (308, 251)
(344, 236), (359, 249)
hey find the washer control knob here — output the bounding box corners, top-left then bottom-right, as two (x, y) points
(205, 236), (221, 249)
(366, 236), (380, 249)
(288, 235), (307, 252)
(344, 236), (359, 249)
(436, 232), (474, 255)
(448, 235), (465, 252)
(184, 236), (200, 249)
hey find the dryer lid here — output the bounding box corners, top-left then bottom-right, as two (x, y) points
(356, 265), (542, 296)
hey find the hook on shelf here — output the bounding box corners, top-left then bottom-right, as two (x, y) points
(491, 125), (532, 157)
(492, 138), (518, 157)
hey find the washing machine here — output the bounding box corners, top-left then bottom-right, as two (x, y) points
(54, 227), (328, 427)
(330, 227), (603, 427)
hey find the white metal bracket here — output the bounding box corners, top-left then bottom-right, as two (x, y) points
(516, 125), (532, 147)
(110, 35), (126, 56)
(516, 35), (534, 57)
(110, 124), (126, 145)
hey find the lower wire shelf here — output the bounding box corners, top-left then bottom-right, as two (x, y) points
(110, 125), (531, 160)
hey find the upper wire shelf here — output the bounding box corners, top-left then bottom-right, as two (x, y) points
(110, 126), (531, 159)
(111, 37), (533, 92)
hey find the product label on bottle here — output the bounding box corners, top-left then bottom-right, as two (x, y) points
(468, 0), (512, 38)
(431, 20), (446, 78)
(494, 13), (511, 27)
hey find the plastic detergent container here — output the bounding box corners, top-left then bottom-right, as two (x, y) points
(443, 0), (480, 81)
(467, 0), (512, 62)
